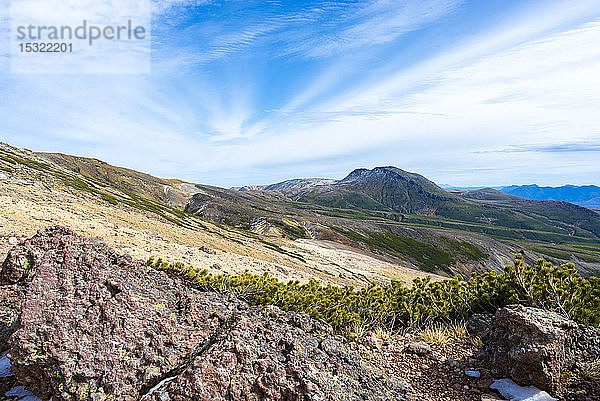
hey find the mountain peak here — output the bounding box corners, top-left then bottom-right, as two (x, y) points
(234, 178), (337, 191)
(339, 166), (444, 193)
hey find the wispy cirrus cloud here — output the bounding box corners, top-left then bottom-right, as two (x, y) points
(1, 0), (600, 187)
(284, 0), (463, 58)
(484, 142), (600, 154)
(151, 0), (461, 68)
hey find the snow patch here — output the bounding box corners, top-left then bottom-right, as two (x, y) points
(465, 370), (481, 378)
(490, 378), (557, 401)
(0, 351), (14, 378)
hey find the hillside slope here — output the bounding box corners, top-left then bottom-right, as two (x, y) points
(0, 142), (440, 287)
(3, 142), (598, 277)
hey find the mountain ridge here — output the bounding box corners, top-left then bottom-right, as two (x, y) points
(234, 178), (338, 191)
(237, 167), (600, 240)
(500, 184), (600, 209)
(2, 142), (599, 277)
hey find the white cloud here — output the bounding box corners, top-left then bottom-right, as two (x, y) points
(285, 0), (463, 58)
(2, 0), (600, 187)
(191, 12), (600, 185)
(9, 0), (151, 73)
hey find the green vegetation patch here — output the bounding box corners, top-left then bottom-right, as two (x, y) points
(439, 236), (488, 261)
(333, 228), (455, 274)
(148, 256), (600, 334)
(528, 244), (600, 264)
(270, 219), (309, 239)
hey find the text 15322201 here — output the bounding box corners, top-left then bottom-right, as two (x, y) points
(19, 43), (72, 52)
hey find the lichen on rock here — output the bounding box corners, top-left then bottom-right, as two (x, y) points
(1, 226), (410, 401)
(483, 305), (578, 394)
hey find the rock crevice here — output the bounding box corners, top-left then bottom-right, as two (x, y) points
(138, 310), (239, 400)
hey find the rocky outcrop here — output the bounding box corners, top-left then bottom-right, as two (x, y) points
(0, 285), (24, 353)
(0, 226), (409, 401)
(145, 306), (411, 401)
(573, 325), (600, 362)
(483, 305), (578, 394)
(466, 313), (493, 335)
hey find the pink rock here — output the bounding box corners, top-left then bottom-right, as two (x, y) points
(484, 305), (577, 394)
(1, 227), (411, 401)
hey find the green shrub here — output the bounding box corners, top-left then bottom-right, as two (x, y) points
(332, 228), (456, 274)
(146, 255), (600, 334)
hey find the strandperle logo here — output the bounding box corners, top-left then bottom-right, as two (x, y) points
(15, 20), (147, 46)
(10, 0), (151, 74)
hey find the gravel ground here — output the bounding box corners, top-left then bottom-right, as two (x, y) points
(351, 333), (499, 401)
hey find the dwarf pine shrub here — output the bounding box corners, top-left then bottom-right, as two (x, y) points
(146, 255), (600, 333)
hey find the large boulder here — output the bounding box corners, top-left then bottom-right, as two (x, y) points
(0, 285), (24, 352)
(0, 226), (409, 401)
(573, 325), (600, 362)
(145, 306), (411, 401)
(483, 305), (578, 394)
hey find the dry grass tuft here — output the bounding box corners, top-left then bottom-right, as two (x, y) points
(418, 321), (469, 346)
(345, 322), (368, 341)
(373, 326), (392, 341)
(581, 359), (600, 383)
(419, 323), (451, 345)
(448, 321), (468, 339)
(470, 336), (483, 347)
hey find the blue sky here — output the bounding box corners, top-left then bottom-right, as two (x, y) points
(1, 0), (599, 187)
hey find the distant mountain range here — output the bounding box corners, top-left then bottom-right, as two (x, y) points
(3, 141), (598, 277)
(245, 181), (600, 210)
(224, 167), (600, 244)
(499, 185), (600, 209)
(234, 178), (338, 191)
